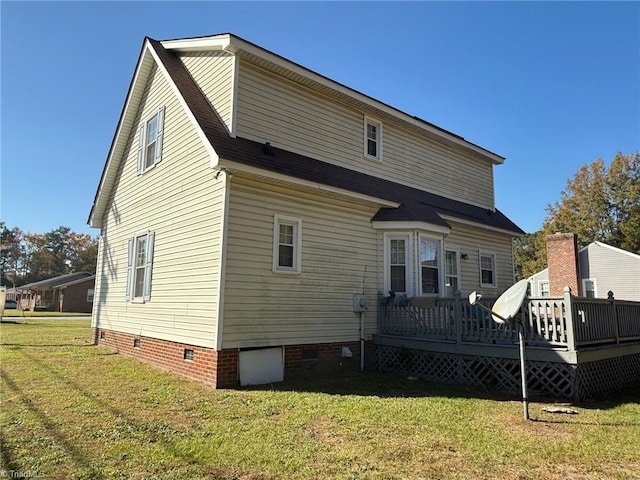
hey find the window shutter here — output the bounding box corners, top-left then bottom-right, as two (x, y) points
(154, 107), (164, 165)
(137, 125), (145, 175)
(125, 237), (134, 300)
(143, 232), (155, 301)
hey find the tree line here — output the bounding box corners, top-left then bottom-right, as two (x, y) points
(0, 224), (98, 287)
(2, 152), (636, 287)
(515, 152), (640, 280)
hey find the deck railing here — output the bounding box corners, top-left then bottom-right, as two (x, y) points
(379, 287), (640, 351)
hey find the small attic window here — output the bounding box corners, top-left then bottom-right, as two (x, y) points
(364, 116), (382, 160)
(137, 106), (165, 175)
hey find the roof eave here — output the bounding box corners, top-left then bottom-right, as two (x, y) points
(88, 38), (157, 230)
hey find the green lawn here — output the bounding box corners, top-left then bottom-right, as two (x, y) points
(1, 320), (639, 480)
(2, 309), (90, 317)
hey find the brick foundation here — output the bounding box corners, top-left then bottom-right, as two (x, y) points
(94, 328), (369, 388)
(94, 328), (235, 388)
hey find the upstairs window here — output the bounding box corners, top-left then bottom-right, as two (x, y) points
(137, 107), (165, 175)
(364, 116), (382, 160)
(479, 252), (497, 288)
(273, 215), (302, 273)
(126, 232), (155, 302)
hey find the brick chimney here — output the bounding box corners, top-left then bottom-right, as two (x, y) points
(546, 233), (581, 296)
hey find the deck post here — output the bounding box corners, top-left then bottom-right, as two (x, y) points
(608, 291), (620, 344)
(454, 289), (462, 344)
(518, 322), (529, 421)
(564, 287), (576, 352)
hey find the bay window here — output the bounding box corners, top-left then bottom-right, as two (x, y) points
(419, 237), (440, 295)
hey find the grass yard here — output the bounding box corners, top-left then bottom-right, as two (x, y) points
(2, 309), (90, 317)
(1, 320), (639, 480)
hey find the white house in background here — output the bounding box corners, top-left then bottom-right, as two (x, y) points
(88, 33), (523, 388)
(529, 237), (640, 301)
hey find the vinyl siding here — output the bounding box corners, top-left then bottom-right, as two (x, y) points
(443, 222), (515, 296)
(222, 176), (380, 348)
(94, 64), (223, 348)
(235, 62), (495, 209)
(579, 244), (640, 301)
(179, 51), (235, 134)
(528, 269), (550, 297)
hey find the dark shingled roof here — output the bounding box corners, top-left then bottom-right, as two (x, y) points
(148, 38), (524, 236)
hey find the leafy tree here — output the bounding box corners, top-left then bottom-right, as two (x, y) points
(606, 152), (640, 253)
(514, 152), (640, 280)
(514, 231), (547, 281)
(0, 224), (98, 285)
(1, 222), (24, 287)
(67, 232), (99, 273)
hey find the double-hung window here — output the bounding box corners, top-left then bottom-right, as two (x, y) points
(479, 252), (497, 288)
(583, 279), (597, 298)
(384, 233), (411, 294)
(364, 116), (382, 160)
(137, 107), (165, 174)
(539, 281), (550, 297)
(126, 232), (155, 302)
(444, 250), (459, 297)
(390, 238), (408, 293)
(420, 238), (440, 295)
(273, 215), (302, 273)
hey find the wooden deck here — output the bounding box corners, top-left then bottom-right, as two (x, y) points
(374, 288), (640, 399)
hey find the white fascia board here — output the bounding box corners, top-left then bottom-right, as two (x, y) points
(218, 159), (399, 208)
(89, 44), (156, 229)
(439, 214), (524, 237)
(372, 221), (450, 235)
(146, 40), (220, 165)
(224, 36), (504, 165)
(161, 35), (232, 52)
(588, 241), (640, 260)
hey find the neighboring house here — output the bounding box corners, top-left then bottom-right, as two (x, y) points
(88, 33), (523, 388)
(529, 234), (640, 301)
(19, 272), (95, 313)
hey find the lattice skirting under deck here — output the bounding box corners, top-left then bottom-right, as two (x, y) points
(376, 345), (640, 400)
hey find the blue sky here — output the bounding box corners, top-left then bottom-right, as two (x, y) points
(1, 1), (638, 236)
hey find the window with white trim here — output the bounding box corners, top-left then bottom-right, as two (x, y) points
(479, 252), (497, 287)
(583, 278), (597, 298)
(87, 289), (95, 303)
(419, 237), (440, 295)
(137, 107), (165, 174)
(539, 281), (550, 297)
(389, 237), (409, 293)
(444, 250), (459, 297)
(273, 215), (302, 273)
(364, 116), (382, 160)
(126, 232), (155, 301)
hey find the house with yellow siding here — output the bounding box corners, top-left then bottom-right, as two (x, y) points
(88, 33), (524, 388)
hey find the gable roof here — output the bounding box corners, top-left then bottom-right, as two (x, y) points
(89, 35), (523, 236)
(528, 241), (640, 281)
(580, 241), (640, 260)
(20, 272), (93, 291)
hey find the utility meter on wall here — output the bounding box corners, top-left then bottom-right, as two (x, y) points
(353, 293), (367, 312)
